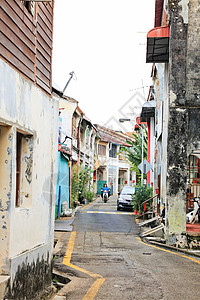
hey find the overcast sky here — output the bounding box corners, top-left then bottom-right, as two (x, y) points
(52, 0), (155, 129)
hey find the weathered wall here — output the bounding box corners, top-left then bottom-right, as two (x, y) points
(1, 0), (54, 94)
(6, 242), (52, 299)
(166, 0), (200, 244)
(0, 126), (13, 275)
(186, 0), (200, 154)
(0, 59), (58, 297)
(59, 98), (77, 151)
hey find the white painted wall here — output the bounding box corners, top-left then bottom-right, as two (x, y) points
(59, 98), (77, 151)
(0, 60), (58, 266)
(160, 64), (169, 208)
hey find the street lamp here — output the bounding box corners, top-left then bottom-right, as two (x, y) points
(119, 118), (144, 185)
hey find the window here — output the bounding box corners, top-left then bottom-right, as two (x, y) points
(80, 128), (84, 143)
(85, 128), (89, 145)
(121, 186), (135, 195)
(90, 135), (93, 149)
(109, 144), (117, 158)
(98, 144), (106, 156)
(16, 132), (33, 208)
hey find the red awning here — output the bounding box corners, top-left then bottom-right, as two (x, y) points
(147, 26), (170, 38)
(146, 26), (170, 63)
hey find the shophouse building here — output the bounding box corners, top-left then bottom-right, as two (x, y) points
(141, 0), (200, 246)
(0, 1), (58, 298)
(95, 125), (136, 195)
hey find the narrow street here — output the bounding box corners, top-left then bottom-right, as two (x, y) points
(53, 197), (200, 300)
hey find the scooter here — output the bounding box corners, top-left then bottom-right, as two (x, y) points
(102, 191), (109, 203)
(186, 197), (200, 224)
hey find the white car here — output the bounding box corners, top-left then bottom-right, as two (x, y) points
(117, 186), (135, 211)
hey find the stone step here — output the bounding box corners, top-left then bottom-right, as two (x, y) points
(0, 275), (10, 299)
(139, 216), (160, 227)
(141, 224), (165, 237)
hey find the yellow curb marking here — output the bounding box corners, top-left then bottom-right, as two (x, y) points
(136, 237), (200, 265)
(63, 231), (105, 299)
(80, 211), (135, 215)
(82, 278), (105, 300)
(63, 231), (76, 264)
(81, 198), (100, 210)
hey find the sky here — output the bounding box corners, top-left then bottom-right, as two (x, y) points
(52, 0), (155, 131)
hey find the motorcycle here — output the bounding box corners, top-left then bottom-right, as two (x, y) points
(186, 197), (200, 224)
(102, 191), (109, 203)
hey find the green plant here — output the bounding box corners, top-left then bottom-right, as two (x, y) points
(71, 165), (94, 206)
(84, 189), (94, 202)
(78, 165), (93, 194)
(132, 183), (153, 212)
(71, 166), (79, 208)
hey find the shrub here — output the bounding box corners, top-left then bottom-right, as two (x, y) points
(71, 169), (79, 208)
(71, 165), (94, 207)
(132, 183), (153, 212)
(84, 189), (94, 202)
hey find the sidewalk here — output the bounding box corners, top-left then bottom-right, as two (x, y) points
(54, 197), (100, 232)
(54, 206), (79, 232)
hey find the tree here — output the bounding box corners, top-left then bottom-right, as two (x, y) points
(119, 126), (148, 176)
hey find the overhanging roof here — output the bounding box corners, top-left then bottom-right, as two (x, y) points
(140, 101), (156, 122)
(146, 26), (170, 63)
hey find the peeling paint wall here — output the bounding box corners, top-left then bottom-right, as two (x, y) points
(0, 59), (59, 296)
(166, 0), (200, 243)
(18, 135), (33, 208)
(0, 126), (13, 275)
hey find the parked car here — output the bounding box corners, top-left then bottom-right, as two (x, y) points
(117, 186), (135, 211)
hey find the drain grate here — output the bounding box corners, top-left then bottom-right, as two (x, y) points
(52, 273), (71, 292)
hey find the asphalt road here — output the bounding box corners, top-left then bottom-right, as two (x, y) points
(73, 196), (139, 234)
(53, 196), (200, 300)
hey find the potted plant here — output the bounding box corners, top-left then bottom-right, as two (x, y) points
(84, 189), (94, 203)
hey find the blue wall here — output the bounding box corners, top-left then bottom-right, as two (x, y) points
(56, 151), (70, 218)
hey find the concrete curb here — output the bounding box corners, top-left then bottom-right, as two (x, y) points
(75, 197), (100, 211)
(71, 197), (101, 220)
(143, 238), (200, 258)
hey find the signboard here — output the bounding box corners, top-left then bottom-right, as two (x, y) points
(138, 159), (153, 174)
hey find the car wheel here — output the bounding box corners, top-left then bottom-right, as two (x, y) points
(117, 206), (120, 211)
